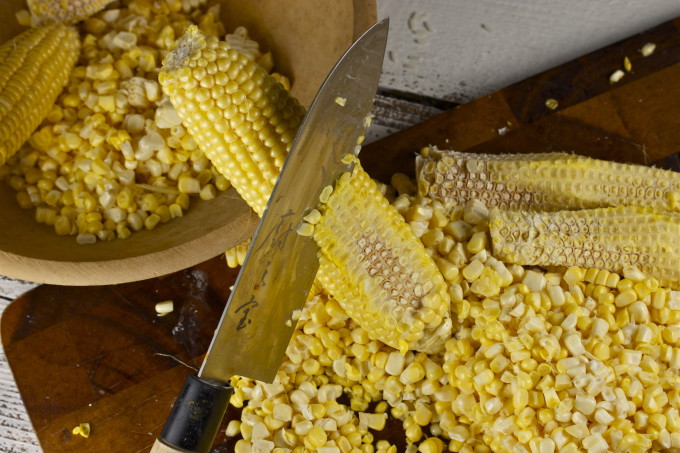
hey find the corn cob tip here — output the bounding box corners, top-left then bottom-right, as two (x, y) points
(27, 0), (115, 25)
(162, 25), (206, 72)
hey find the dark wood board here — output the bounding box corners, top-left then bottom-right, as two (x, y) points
(362, 17), (680, 183)
(4, 16), (680, 453)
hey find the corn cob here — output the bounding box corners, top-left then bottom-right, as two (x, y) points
(489, 205), (680, 289)
(159, 25), (305, 217)
(0, 24), (80, 167)
(2, 2), (244, 244)
(161, 28), (453, 353)
(417, 148), (680, 213)
(312, 156), (452, 353)
(160, 25), (304, 267)
(27, 0), (115, 24)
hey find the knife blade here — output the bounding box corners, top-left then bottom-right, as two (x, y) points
(151, 18), (388, 453)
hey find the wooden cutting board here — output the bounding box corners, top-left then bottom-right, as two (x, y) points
(3, 16), (680, 453)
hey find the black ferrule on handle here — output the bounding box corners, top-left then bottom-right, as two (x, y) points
(159, 374), (233, 453)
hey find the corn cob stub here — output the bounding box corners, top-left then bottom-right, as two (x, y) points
(417, 148), (680, 213)
(0, 23), (80, 167)
(310, 156), (453, 354)
(159, 25), (306, 217)
(489, 205), (680, 290)
(27, 0), (115, 25)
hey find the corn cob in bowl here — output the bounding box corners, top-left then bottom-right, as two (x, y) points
(0, 23), (79, 167)
(0, 0), (371, 285)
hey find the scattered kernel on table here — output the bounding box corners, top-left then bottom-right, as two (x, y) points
(155, 300), (174, 316)
(544, 98), (559, 110)
(623, 56), (632, 72)
(641, 42), (656, 57)
(610, 69), (625, 83)
(72, 422), (91, 438)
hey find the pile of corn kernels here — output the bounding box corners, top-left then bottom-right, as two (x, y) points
(226, 176), (680, 453)
(0, 0), (281, 243)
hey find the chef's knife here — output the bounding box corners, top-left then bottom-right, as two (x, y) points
(151, 18), (388, 453)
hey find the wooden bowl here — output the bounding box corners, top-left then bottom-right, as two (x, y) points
(0, 0), (376, 285)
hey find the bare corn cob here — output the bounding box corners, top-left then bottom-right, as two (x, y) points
(159, 25), (305, 217)
(0, 24), (80, 167)
(489, 205), (680, 289)
(27, 0), (115, 24)
(417, 148), (680, 213)
(312, 156), (452, 353)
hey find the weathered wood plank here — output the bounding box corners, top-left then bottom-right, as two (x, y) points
(378, 0), (680, 103)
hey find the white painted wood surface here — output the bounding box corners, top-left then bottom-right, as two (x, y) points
(2, 0), (680, 450)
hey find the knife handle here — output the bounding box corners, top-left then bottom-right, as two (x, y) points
(151, 374), (234, 453)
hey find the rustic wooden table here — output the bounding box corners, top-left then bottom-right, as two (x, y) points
(2, 0), (680, 451)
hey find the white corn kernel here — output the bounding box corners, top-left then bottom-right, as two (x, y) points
(155, 300), (174, 316)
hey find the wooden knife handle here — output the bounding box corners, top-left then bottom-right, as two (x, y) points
(150, 438), (189, 453)
(153, 374), (234, 453)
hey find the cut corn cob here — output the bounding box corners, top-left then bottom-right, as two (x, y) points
(27, 0), (115, 24)
(489, 205), (680, 289)
(159, 25), (305, 217)
(417, 148), (680, 213)
(0, 24), (79, 167)
(313, 156), (452, 353)
(161, 27), (453, 353)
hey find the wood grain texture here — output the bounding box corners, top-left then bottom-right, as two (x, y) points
(361, 17), (680, 183)
(0, 350), (41, 453)
(2, 257), (241, 453)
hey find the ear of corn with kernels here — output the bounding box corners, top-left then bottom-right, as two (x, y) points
(0, 24), (79, 167)
(417, 148), (680, 213)
(27, 0), (115, 24)
(489, 205), (680, 289)
(125, 7), (680, 452)
(159, 25), (305, 217)
(310, 156), (452, 354)
(1, 1), (250, 244)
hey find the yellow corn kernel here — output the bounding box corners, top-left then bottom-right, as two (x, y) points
(303, 426), (327, 449)
(467, 231), (487, 254)
(418, 437), (444, 453)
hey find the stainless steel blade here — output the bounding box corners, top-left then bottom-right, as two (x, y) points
(199, 19), (389, 383)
